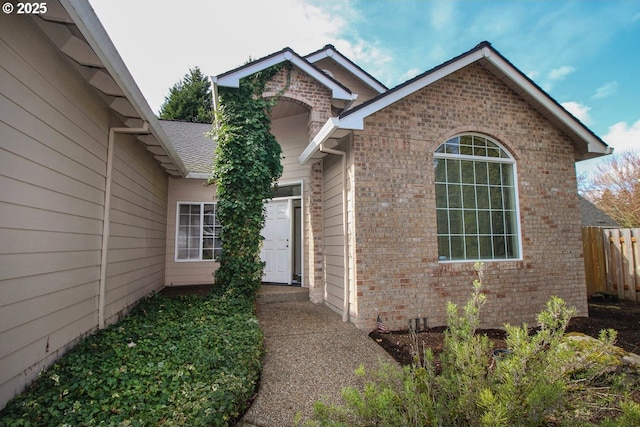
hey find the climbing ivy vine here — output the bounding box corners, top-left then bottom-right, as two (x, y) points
(209, 65), (284, 299)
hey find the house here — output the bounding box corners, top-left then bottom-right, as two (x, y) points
(0, 0), (187, 408)
(168, 41), (612, 334)
(0, 0), (612, 410)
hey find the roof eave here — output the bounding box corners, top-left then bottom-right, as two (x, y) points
(305, 45), (388, 94)
(480, 48), (612, 160)
(333, 42), (611, 161)
(59, 0), (188, 176)
(214, 48), (354, 101)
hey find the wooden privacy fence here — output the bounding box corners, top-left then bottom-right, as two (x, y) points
(583, 227), (640, 301)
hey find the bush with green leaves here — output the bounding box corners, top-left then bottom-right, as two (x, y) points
(0, 287), (263, 427)
(308, 264), (640, 427)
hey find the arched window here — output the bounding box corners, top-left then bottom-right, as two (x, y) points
(434, 134), (520, 261)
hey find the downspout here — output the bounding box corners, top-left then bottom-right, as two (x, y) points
(319, 143), (350, 322)
(98, 122), (149, 329)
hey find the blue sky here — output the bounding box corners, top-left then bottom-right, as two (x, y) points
(89, 0), (640, 175)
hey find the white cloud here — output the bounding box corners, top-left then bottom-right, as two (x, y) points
(592, 81), (618, 99)
(430, 1), (456, 30)
(398, 68), (421, 83)
(89, 0), (360, 113)
(539, 65), (576, 92)
(548, 65), (576, 81)
(333, 38), (392, 70)
(602, 119), (640, 153)
(561, 101), (592, 125)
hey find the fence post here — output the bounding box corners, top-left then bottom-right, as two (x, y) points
(620, 229), (636, 301)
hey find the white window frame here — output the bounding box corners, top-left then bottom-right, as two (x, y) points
(434, 133), (522, 263)
(175, 201), (221, 262)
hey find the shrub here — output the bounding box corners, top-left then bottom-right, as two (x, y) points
(0, 286), (263, 427)
(308, 264), (639, 427)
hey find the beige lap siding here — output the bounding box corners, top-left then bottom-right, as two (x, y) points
(0, 13), (170, 408)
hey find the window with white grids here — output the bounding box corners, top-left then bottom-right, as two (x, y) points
(434, 134), (520, 261)
(176, 203), (221, 261)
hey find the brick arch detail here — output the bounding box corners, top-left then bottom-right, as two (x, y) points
(263, 91), (313, 111)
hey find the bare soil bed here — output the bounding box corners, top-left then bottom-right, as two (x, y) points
(370, 297), (640, 366)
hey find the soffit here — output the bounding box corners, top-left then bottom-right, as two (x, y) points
(34, 0), (187, 176)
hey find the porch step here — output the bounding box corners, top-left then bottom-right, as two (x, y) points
(257, 285), (309, 304)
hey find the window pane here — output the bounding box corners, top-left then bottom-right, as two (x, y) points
(434, 159), (447, 182)
(448, 184), (462, 208)
(435, 184), (448, 207)
(465, 235), (479, 259)
(479, 236), (493, 259)
(449, 209), (463, 234)
(493, 235), (506, 258)
(462, 185), (476, 208)
(486, 147), (500, 158)
(492, 211), (505, 234)
(437, 209), (449, 234)
(475, 162), (488, 184)
(476, 186), (489, 209)
(503, 186), (515, 210)
(446, 160), (461, 183)
(501, 164), (514, 186)
(506, 234), (517, 258)
(464, 210), (478, 234)
(504, 210), (517, 234)
(477, 210), (491, 233)
(488, 163), (502, 185)
(490, 186), (503, 209)
(450, 236), (465, 260)
(438, 236), (450, 260)
(460, 161), (474, 184)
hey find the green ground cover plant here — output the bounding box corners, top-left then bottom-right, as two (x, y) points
(0, 286), (262, 427)
(308, 264), (640, 427)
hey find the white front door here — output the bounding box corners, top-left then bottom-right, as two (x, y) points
(261, 199), (291, 283)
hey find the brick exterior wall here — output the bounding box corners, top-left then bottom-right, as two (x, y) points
(351, 62), (587, 331)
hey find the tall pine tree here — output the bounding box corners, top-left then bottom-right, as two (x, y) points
(159, 67), (213, 123)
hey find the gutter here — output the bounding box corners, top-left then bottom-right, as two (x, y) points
(299, 117), (340, 164)
(98, 122), (150, 329)
(319, 143), (350, 323)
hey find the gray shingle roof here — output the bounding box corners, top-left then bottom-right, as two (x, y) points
(579, 195), (619, 227)
(159, 120), (215, 175)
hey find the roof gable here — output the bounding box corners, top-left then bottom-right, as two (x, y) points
(305, 44), (387, 94)
(301, 41), (611, 164)
(212, 47), (355, 101)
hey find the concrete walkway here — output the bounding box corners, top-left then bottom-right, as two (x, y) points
(237, 286), (397, 427)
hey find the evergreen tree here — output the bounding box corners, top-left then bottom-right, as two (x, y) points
(159, 67), (213, 123)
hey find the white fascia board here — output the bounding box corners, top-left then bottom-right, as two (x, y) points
(299, 117), (340, 164)
(307, 48), (387, 94)
(59, 0), (188, 176)
(215, 51), (354, 101)
(215, 53), (290, 88)
(483, 49), (610, 155)
(339, 49), (485, 130)
(186, 172), (212, 180)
